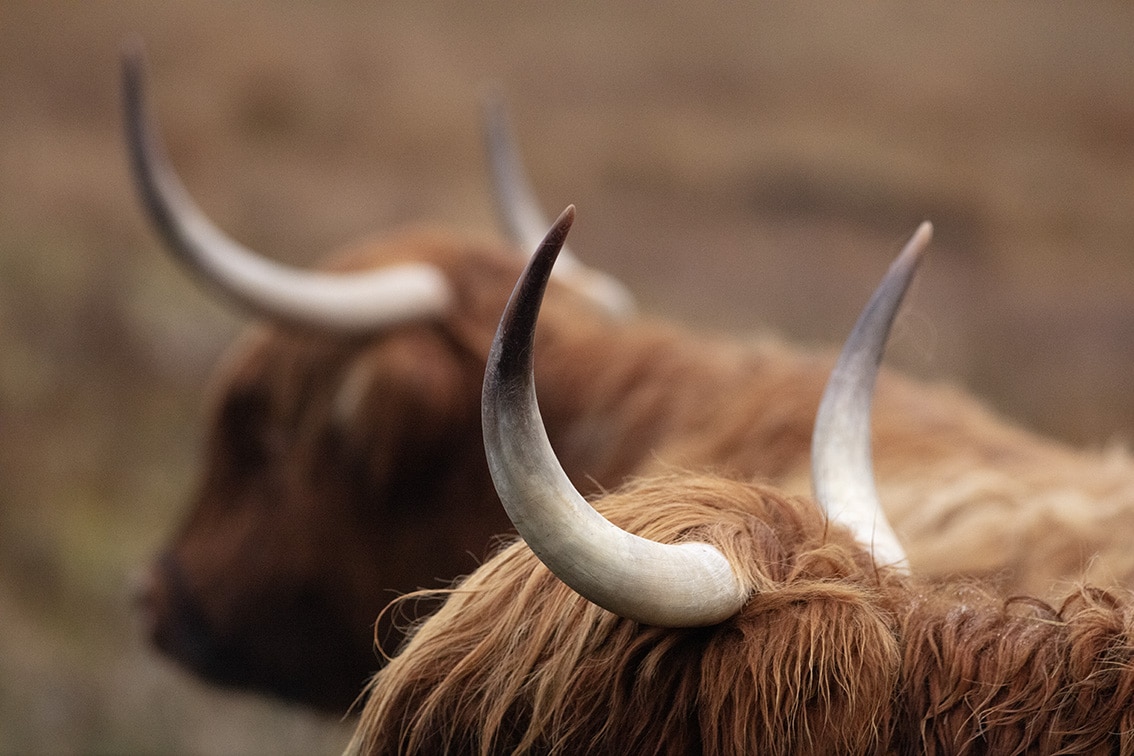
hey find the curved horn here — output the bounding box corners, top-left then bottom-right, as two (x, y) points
(121, 43), (452, 332)
(811, 222), (933, 570)
(482, 205), (747, 627)
(481, 92), (636, 319)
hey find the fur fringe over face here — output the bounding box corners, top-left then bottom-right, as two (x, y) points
(349, 475), (1134, 756)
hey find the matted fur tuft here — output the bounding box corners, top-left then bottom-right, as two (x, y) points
(350, 474), (905, 756)
(896, 584), (1134, 754)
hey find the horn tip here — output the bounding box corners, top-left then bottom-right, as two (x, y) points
(909, 220), (933, 254)
(895, 220), (933, 271)
(119, 37), (149, 107)
(120, 35), (147, 72)
(544, 205), (576, 245)
(531, 206), (575, 271)
(913, 220), (933, 248)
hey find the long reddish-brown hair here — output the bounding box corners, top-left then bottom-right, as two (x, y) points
(351, 474), (903, 755)
(349, 474), (1134, 755)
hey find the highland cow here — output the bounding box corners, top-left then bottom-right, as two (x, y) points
(128, 47), (1134, 713)
(123, 48), (635, 710)
(349, 211), (1134, 755)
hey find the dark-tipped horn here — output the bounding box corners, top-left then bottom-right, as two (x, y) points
(481, 92), (636, 318)
(482, 206), (747, 626)
(122, 42), (452, 332)
(811, 222), (933, 570)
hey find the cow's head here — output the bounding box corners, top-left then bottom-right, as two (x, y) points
(123, 46), (631, 710)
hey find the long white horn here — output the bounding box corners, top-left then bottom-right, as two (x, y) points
(811, 222), (933, 571)
(482, 205), (747, 627)
(121, 43), (452, 333)
(481, 93), (636, 319)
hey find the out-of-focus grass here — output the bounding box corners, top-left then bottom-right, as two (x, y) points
(0, 226), (353, 753)
(1, 1), (1132, 752)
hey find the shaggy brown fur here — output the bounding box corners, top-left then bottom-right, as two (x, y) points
(349, 475), (1134, 755)
(145, 223), (1134, 710)
(138, 230), (607, 709)
(897, 586), (1134, 755)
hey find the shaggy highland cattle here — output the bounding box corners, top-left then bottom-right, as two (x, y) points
(127, 48), (1134, 712)
(123, 48), (635, 710)
(349, 211), (1134, 755)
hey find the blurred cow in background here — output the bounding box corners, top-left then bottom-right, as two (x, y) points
(123, 47), (634, 711)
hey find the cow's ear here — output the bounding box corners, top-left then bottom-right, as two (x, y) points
(331, 328), (478, 486)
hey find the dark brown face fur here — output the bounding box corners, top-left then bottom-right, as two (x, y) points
(135, 234), (548, 711)
(137, 319), (517, 710)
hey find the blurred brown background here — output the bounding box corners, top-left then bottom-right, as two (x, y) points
(1, 2), (1132, 752)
